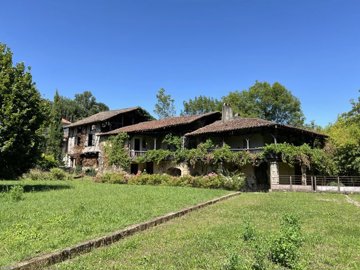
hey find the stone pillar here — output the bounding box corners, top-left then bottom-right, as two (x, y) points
(270, 161), (279, 187)
(179, 162), (190, 176)
(301, 165), (307, 185)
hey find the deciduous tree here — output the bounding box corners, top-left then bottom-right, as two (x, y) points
(0, 43), (47, 178)
(181, 95), (221, 115)
(154, 88), (176, 119)
(222, 81), (305, 126)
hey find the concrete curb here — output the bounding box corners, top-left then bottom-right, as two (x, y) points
(5, 191), (241, 270)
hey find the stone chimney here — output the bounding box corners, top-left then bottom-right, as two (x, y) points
(222, 103), (233, 122)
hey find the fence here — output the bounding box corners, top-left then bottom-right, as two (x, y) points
(272, 175), (360, 193)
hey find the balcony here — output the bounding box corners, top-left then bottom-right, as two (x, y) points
(129, 150), (147, 158)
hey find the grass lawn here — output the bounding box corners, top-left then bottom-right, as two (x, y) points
(349, 193), (360, 203)
(55, 192), (360, 270)
(0, 180), (229, 267)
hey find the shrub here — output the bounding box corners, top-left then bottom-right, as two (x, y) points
(98, 172), (128, 184)
(9, 185), (24, 201)
(75, 165), (83, 175)
(98, 172), (245, 191)
(85, 168), (96, 177)
(269, 214), (303, 269)
(23, 169), (51, 180)
(36, 153), (59, 171)
(50, 168), (67, 180)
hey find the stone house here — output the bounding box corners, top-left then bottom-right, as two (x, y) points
(100, 112), (221, 175)
(63, 107), (152, 168)
(185, 105), (327, 189)
(63, 104), (326, 190)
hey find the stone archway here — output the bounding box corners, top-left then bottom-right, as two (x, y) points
(166, 167), (182, 177)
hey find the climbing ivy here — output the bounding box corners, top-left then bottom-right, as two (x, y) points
(105, 132), (131, 169)
(263, 143), (337, 175)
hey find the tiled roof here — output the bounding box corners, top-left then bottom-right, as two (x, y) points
(186, 117), (326, 137)
(101, 112), (221, 135)
(61, 118), (72, 126)
(66, 107), (143, 128)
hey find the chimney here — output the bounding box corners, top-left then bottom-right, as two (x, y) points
(222, 103), (233, 122)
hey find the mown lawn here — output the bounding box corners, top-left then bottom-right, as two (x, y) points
(55, 192), (360, 270)
(0, 180), (229, 267)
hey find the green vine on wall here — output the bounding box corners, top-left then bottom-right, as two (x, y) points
(263, 143), (337, 175)
(104, 132), (131, 169)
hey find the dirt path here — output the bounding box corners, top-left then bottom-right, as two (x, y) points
(345, 195), (360, 207)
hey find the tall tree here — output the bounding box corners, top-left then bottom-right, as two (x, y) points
(0, 43), (47, 178)
(181, 95), (222, 115)
(74, 91), (109, 119)
(222, 81), (305, 126)
(47, 90), (63, 162)
(326, 91), (360, 175)
(57, 91), (109, 122)
(154, 88), (176, 119)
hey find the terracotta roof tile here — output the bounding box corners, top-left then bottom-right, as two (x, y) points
(66, 107), (143, 128)
(101, 112), (220, 135)
(186, 117), (326, 137)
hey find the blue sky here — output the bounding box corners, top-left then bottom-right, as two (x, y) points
(1, 0), (359, 126)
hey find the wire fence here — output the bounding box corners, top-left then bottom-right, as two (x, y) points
(272, 175), (360, 193)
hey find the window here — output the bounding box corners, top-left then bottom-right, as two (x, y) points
(88, 134), (94, 146)
(77, 136), (81, 146)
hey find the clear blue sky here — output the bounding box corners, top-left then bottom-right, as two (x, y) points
(1, 0), (359, 126)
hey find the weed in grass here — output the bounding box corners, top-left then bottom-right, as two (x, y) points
(242, 220), (256, 242)
(9, 185), (24, 201)
(223, 254), (248, 270)
(269, 214), (303, 269)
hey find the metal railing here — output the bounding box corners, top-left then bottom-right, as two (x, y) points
(129, 150), (147, 158)
(208, 147), (264, 153)
(272, 175), (360, 193)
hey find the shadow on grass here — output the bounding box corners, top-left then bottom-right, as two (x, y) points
(0, 184), (73, 193)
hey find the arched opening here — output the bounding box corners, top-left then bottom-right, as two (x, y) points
(167, 167), (182, 177)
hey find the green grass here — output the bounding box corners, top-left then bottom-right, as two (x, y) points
(55, 192), (360, 270)
(349, 193), (360, 203)
(0, 180), (229, 267)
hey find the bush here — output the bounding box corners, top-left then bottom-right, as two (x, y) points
(75, 165), (82, 175)
(269, 214), (303, 269)
(50, 168), (67, 180)
(23, 169), (52, 180)
(9, 185), (24, 201)
(36, 154), (59, 171)
(98, 172), (128, 184)
(85, 168), (96, 177)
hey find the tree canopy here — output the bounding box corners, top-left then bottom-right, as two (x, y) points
(181, 95), (222, 115)
(326, 91), (360, 175)
(57, 90), (109, 122)
(154, 88), (176, 119)
(0, 43), (47, 178)
(47, 90), (63, 162)
(222, 81), (305, 126)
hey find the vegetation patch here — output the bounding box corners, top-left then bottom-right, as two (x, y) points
(55, 192), (360, 270)
(97, 172), (245, 191)
(0, 180), (229, 266)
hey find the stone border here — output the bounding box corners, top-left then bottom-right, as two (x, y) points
(5, 192), (241, 270)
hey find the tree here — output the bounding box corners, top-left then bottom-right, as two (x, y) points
(56, 91), (109, 122)
(47, 90), (63, 162)
(181, 95), (222, 115)
(326, 91), (360, 175)
(222, 81), (305, 126)
(0, 43), (47, 178)
(74, 91), (109, 119)
(154, 88), (176, 119)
